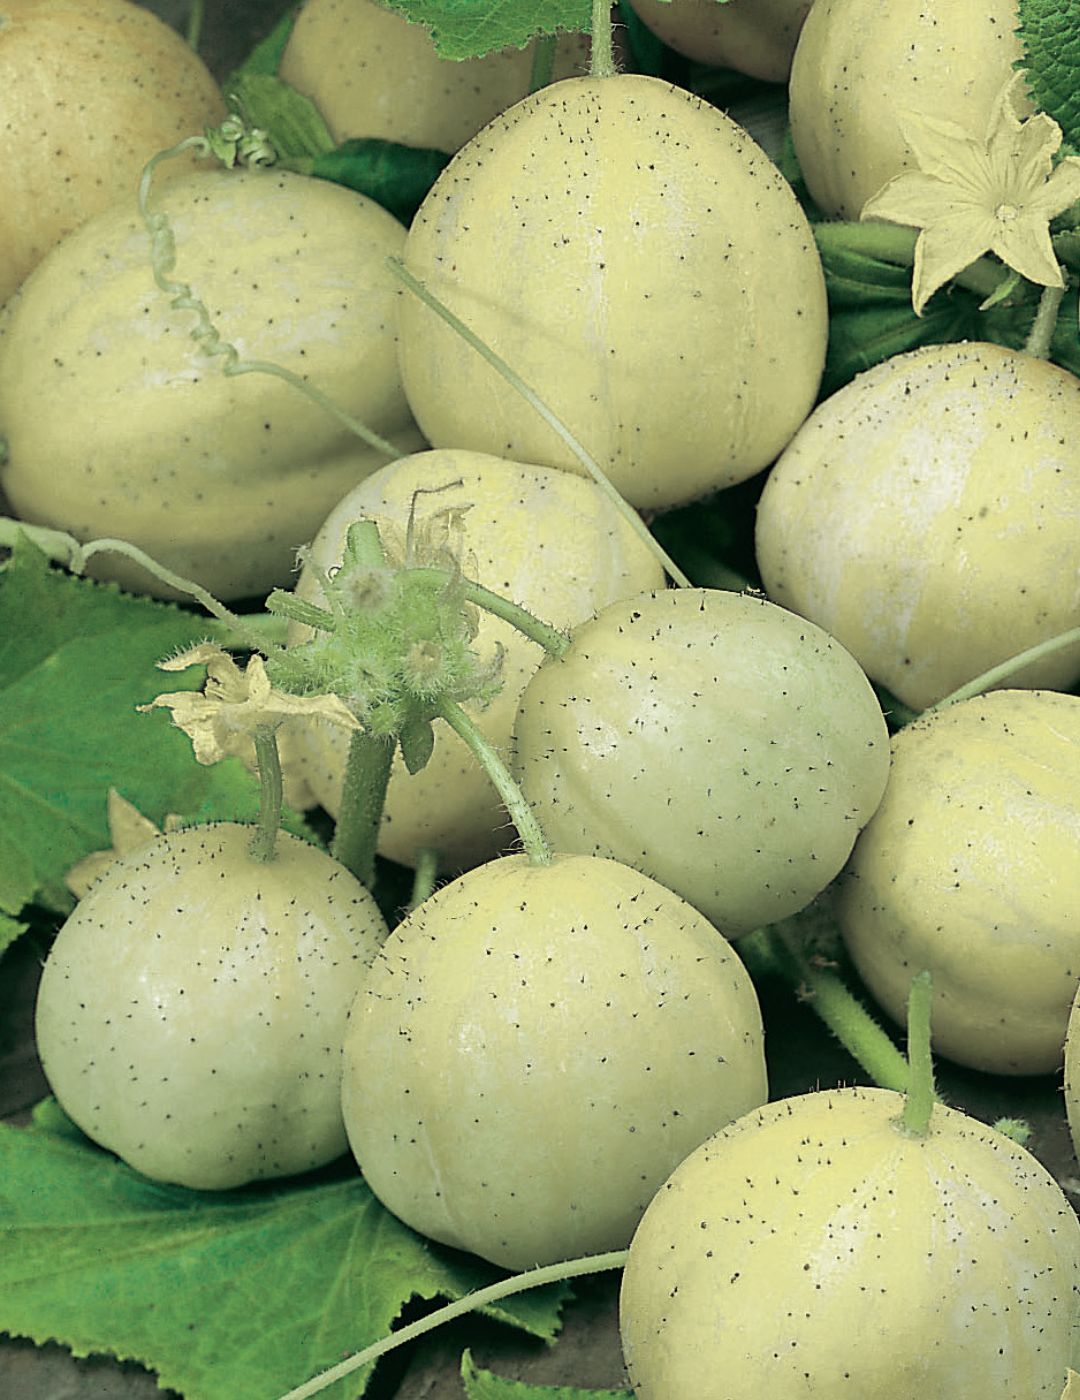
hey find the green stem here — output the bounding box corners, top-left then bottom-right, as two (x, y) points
(459, 578), (571, 657)
(1023, 279), (1066, 359)
(529, 33), (557, 92)
(928, 624), (1080, 712)
(248, 729), (284, 863)
(817, 221), (1012, 300)
(590, 0), (616, 77)
(437, 699), (552, 865)
(388, 259), (690, 589)
(755, 924), (914, 1094)
(330, 731), (395, 887)
(898, 970), (935, 1137)
(276, 1250), (628, 1400)
(265, 589), (338, 635)
(407, 848), (439, 911)
(186, 0), (204, 51)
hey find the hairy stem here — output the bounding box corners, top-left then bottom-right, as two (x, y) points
(387, 258), (691, 589)
(248, 729), (284, 863)
(437, 699), (552, 865)
(186, 0), (204, 51)
(899, 970), (936, 1137)
(1023, 280), (1066, 359)
(590, 0), (616, 76)
(745, 924), (914, 1094)
(330, 731), (395, 887)
(276, 1250), (629, 1400)
(407, 848), (439, 911)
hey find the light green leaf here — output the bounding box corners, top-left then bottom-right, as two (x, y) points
(461, 1350), (633, 1400)
(375, 0), (591, 61)
(0, 537), (261, 917)
(0, 1102), (569, 1400)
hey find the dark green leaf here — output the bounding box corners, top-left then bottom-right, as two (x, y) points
(306, 139), (451, 224)
(1018, 0), (1080, 149)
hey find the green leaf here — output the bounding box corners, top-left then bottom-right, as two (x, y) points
(1018, 0), (1080, 150)
(1, 1104), (569, 1400)
(0, 909), (27, 957)
(228, 72), (336, 161)
(0, 537), (261, 917)
(461, 1350), (633, 1400)
(227, 3), (301, 82)
(306, 139), (451, 225)
(376, 0), (591, 61)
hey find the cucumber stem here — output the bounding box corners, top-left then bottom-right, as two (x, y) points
(457, 577), (571, 658)
(742, 924), (915, 1095)
(275, 1249), (629, 1400)
(1023, 279), (1066, 359)
(330, 731), (395, 887)
(388, 258), (691, 589)
(186, 0), (204, 51)
(407, 848), (439, 911)
(529, 33), (557, 92)
(436, 699), (552, 866)
(927, 624), (1080, 711)
(590, 0), (617, 77)
(247, 728), (284, 863)
(898, 970), (936, 1137)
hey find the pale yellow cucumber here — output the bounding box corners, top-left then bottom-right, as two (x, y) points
(0, 0), (226, 306)
(280, 0), (591, 154)
(621, 1085), (1080, 1398)
(755, 341), (1080, 711)
(289, 447), (666, 869)
(0, 167), (424, 599)
(628, 0), (811, 82)
(35, 824), (389, 1189)
(789, 0), (1025, 218)
(399, 74), (827, 512)
(836, 690), (1080, 1076)
(342, 852), (767, 1269)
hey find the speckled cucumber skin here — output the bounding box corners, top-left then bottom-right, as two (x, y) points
(1064, 982), (1080, 1165)
(836, 691), (1080, 1076)
(789, 0), (1024, 218)
(289, 448), (666, 870)
(628, 0), (812, 82)
(340, 852), (767, 1270)
(511, 588), (890, 938)
(0, 167), (423, 600)
(35, 823), (389, 1189)
(755, 342), (1080, 711)
(398, 74), (827, 511)
(0, 0), (226, 305)
(279, 0), (591, 154)
(620, 1085), (1080, 1398)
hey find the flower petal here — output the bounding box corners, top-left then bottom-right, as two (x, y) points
(1025, 157), (1080, 221)
(990, 218), (1065, 288)
(910, 213), (999, 314)
(862, 171), (982, 228)
(896, 109), (988, 192)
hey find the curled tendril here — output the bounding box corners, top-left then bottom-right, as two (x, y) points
(132, 134), (405, 458)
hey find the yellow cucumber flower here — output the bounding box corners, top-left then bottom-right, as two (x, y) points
(140, 642), (359, 766)
(860, 75), (1080, 314)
